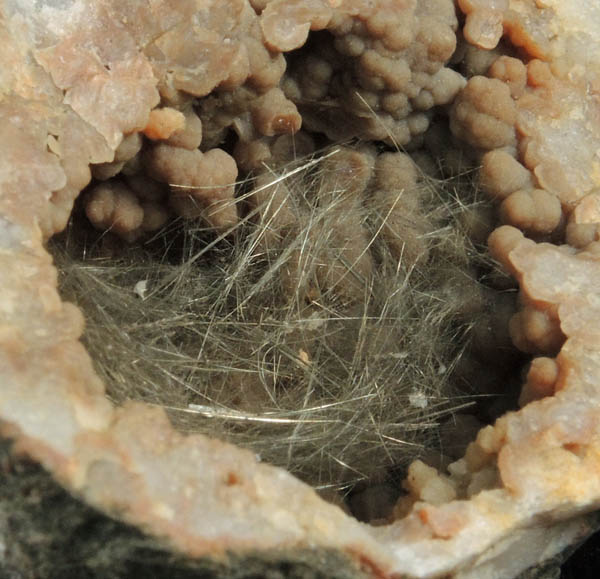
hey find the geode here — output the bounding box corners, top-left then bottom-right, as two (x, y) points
(2, 1), (600, 578)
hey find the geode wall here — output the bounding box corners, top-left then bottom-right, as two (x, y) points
(2, 1), (600, 578)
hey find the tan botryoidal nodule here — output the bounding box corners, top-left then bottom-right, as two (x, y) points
(51, 142), (515, 507)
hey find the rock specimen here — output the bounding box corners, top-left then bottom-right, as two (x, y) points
(2, 1), (600, 578)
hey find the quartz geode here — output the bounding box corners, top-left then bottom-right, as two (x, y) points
(2, 1), (600, 578)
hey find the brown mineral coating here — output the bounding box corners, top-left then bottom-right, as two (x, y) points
(243, 145), (385, 309)
(290, 54), (332, 101)
(508, 304), (565, 356)
(143, 107), (186, 141)
(91, 134), (143, 181)
(115, 0), (291, 144)
(464, 0), (600, 81)
(458, 0), (508, 50)
(145, 1), (256, 99)
(519, 357), (559, 407)
(114, 133), (144, 163)
(2, 98), (113, 239)
(144, 144), (239, 229)
(268, 146), (377, 306)
(313, 210), (374, 306)
(288, 0), (464, 145)
(197, 83), (300, 156)
(320, 146), (376, 200)
(451, 1), (600, 237)
(270, 132), (315, 166)
(90, 160), (126, 181)
(369, 152), (432, 269)
(260, 0), (333, 52)
(139, 201), (170, 233)
(456, 40), (504, 77)
(374, 152), (419, 193)
(449, 76), (517, 150)
(164, 108), (203, 150)
(234, 130), (314, 175)
(479, 150), (533, 201)
(233, 137), (274, 172)
(247, 171), (297, 249)
(85, 182), (145, 238)
(85, 175), (170, 239)
(488, 56), (527, 99)
(251, 87), (302, 136)
(565, 193), (600, 248)
(125, 174), (169, 204)
(34, 6), (160, 151)
(244, 38), (287, 91)
(499, 189), (562, 236)
(566, 221), (600, 249)
(488, 225), (533, 278)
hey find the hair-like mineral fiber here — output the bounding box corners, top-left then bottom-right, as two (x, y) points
(51, 140), (505, 505)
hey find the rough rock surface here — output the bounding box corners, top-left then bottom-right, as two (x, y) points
(451, 0), (600, 234)
(2, 1), (600, 578)
(285, 0), (466, 145)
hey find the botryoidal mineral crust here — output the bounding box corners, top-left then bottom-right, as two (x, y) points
(2, 1), (600, 578)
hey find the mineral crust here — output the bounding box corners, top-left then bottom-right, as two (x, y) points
(2, 1), (600, 578)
